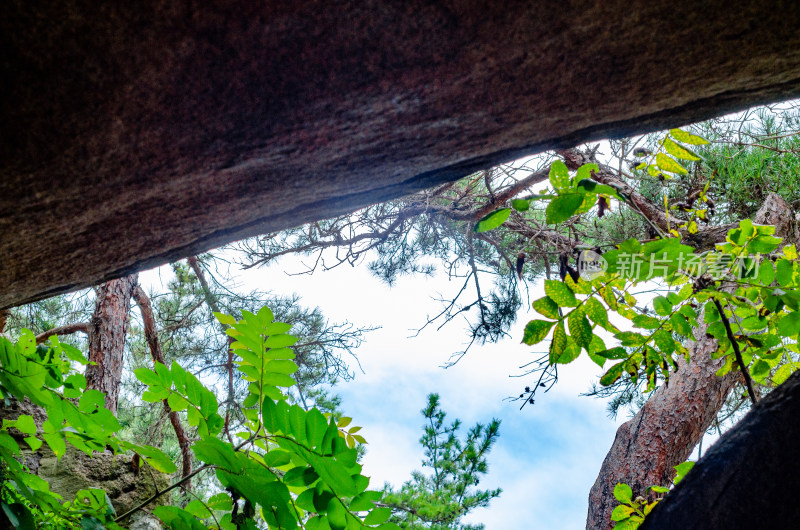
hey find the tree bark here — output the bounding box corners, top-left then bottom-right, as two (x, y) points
(639, 369), (800, 529)
(587, 333), (737, 529)
(84, 275), (137, 415)
(35, 322), (90, 344)
(586, 193), (794, 529)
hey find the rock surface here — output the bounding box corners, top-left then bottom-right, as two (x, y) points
(3, 1), (800, 307)
(1, 398), (169, 526)
(37, 446), (170, 518)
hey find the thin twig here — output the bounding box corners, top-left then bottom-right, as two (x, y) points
(188, 256), (236, 445)
(712, 298), (757, 404)
(132, 284), (194, 487)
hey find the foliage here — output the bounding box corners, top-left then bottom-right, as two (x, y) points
(0, 332), (166, 529)
(124, 259), (370, 418)
(381, 394), (500, 529)
(462, 134), (800, 524)
(0, 308), (394, 530)
(610, 461), (694, 529)
(510, 161), (800, 400)
(699, 105), (800, 223)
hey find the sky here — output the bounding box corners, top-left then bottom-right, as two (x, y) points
(209, 252), (630, 529)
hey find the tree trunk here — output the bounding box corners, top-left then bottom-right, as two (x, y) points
(586, 193), (794, 529)
(85, 275), (137, 415)
(587, 333), (737, 529)
(639, 369), (800, 529)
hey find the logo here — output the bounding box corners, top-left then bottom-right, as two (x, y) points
(577, 250), (607, 280)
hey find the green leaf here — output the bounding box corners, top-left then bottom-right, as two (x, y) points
(263, 449), (292, 467)
(262, 372), (297, 387)
(550, 334), (580, 365)
(307, 454), (358, 496)
(773, 362), (800, 385)
(206, 492), (233, 512)
(364, 507), (392, 525)
(306, 517), (332, 530)
(653, 296), (673, 317)
(728, 219), (754, 246)
(549, 160), (571, 189)
(782, 291), (800, 311)
(131, 444), (178, 474)
(777, 312), (800, 337)
(134, 368), (161, 387)
(575, 163), (599, 181)
(264, 334), (299, 348)
(656, 153), (688, 175)
(545, 194), (584, 224)
(616, 331), (648, 347)
(14, 415), (36, 437)
(283, 466), (319, 487)
(153, 506), (208, 530)
(777, 259), (794, 287)
(669, 128), (710, 145)
(750, 360), (771, 381)
(567, 308), (592, 349)
(596, 347), (628, 360)
(653, 330), (675, 355)
(42, 433), (65, 458)
(0, 433), (20, 455)
(305, 408), (329, 447)
(611, 504), (635, 521)
(748, 235), (783, 254)
(2, 503), (35, 530)
(574, 192), (598, 216)
(601, 363), (625, 386)
(265, 359), (299, 374)
(263, 321), (292, 336)
(673, 461), (695, 484)
(350, 491), (382, 511)
(613, 483), (633, 503)
(741, 316), (767, 331)
(183, 499), (212, 519)
(521, 320), (556, 345)
(326, 498), (347, 530)
(257, 306), (275, 325)
(544, 280), (578, 307)
(60, 344), (89, 365)
(759, 260), (775, 285)
(511, 199), (530, 212)
(474, 208), (511, 233)
(167, 393), (188, 412)
(663, 137), (701, 161)
(584, 297), (609, 329)
(632, 314), (660, 329)
(193, 437), (241, 473)
(213, 312), (238, 326)
(670, 314), (693, 337)
(533, 296), (561, 319)
(704, 301), (720, 323)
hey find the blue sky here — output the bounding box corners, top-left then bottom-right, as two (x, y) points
(226, 253), (629, 529)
